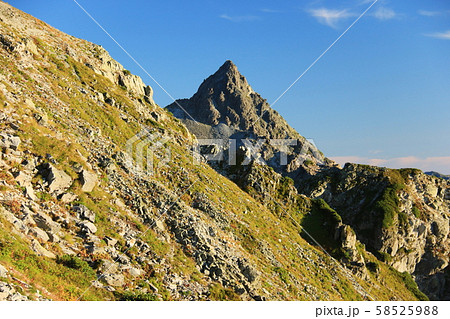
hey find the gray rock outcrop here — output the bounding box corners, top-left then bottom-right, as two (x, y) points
(73, 205), (95, 223)
(79, 169), (97, 192)
(0, 265), (8, 278)
(0, 133), (20, 150)
(40, 164), (72, 194)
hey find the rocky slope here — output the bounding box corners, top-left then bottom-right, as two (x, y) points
(0, 1), (434, 301)
(426, 171), (450, 181)
(299, 165), (450, 300)
(164, 46), (449, 301)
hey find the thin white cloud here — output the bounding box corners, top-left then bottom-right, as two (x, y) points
(308, 8), (354, 28)
(359, 0), (377, 4)
(424, 30), (450, 40)
(418, 10), (441, 17)
(219, 14), (260, 22)
(331, 156), (450, 174)
(372, 7), (396, 20)
(260, 8), (281, 13)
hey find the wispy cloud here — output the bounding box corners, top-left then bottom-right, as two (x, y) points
(308, 8), (354, 28)
(424, 30), (450, 40)
(331, 156), (450, 174)
(358, 0), (378, 4)
(219, 14), (260, 22)
(418, 10), (441, 17)
(260, 8), (281, 13)
(372, 7), (396, 20)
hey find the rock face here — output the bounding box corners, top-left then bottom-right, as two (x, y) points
(88, 46), (154, 104)
(80, 221), (97, 234)
(166, 61), (331, 177)
(33, 212), (57, 232)
(168, 61), (269, 131)
(31, 239), (56, 259)
(102, 273), (125, 287)
(301, 164), (450, 300)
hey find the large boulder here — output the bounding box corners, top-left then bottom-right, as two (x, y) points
(14, 171), (31, 187)
(25, 186), (37, 201)
(0, 264), (8, 278)
(28, 227), (50, 242)
(60, 192), (77, 203)
(431, 217), (449, 241)
(40, 163), (72, 194)
(238, 259), (259, 283)
(73, 204), (95, 223)
(33, 212), (60, 234)
(31, 239), (56, 259)
(0, 133), (20, 150)
(80, 221), (97, 234)
(80, 169), (97, 192)
(101, 273), (125, 287)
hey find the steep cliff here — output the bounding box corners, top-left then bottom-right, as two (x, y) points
(300, 165), (450, 300)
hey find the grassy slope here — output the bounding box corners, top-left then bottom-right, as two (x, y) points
(0, 12), (420, 301)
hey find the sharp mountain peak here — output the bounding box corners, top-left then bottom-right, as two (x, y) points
(167, 60), (302, 141)
(218, 59), (238, 72)
(197, 60), (252, 96)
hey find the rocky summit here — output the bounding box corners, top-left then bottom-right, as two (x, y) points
(0, 1), (449, 301)
(166, 61), (333, 179)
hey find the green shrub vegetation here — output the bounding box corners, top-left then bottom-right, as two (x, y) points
(303, 159), (314, 167)
(277, 176), (294, 197)
(57, 255), (95, 277)
(313, 198), (342, 223)
(398, 211), (409, 230)
(0, 220), (112, 300)
(208, 283), (240, 301)
(273, 267), (290, 284)
(115, 291), (158, 301)
(366, 261), (379, 273)
(394, 269), (429, 301)
(300, 198), (342, 252)
(376, 184), (403, 229)
(376, 251), (392, 263)
(412, 205), (422, 219)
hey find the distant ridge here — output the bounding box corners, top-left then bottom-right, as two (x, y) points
(425, 171), (450, 180)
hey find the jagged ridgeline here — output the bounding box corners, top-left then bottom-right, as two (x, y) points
(166, 60), (335, 179)
(0, 0), (448, 301)
(165, 48), (450, 299)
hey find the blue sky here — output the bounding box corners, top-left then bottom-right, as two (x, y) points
(10, 0), (450, 173)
